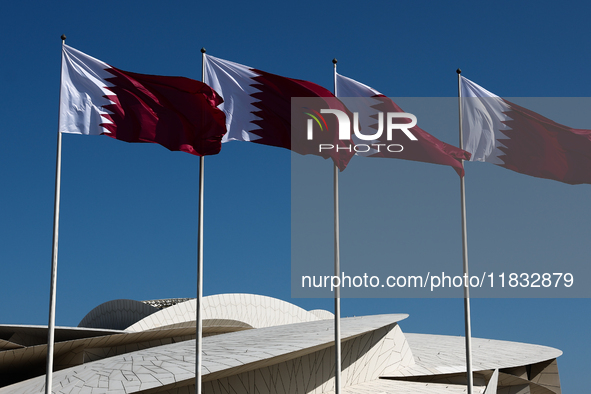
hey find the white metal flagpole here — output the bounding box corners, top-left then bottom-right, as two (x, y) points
(45, 34), (67, 394)
(332, 58), (342, 394)
(457, 68), (474, 394)
(195, 47), (206, 394)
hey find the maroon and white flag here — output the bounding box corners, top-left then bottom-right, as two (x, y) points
(336, 73), (470, 176)
(59, 45), (227, 156)
(461, 76), (591, 184)
(204, 55), (355, 171)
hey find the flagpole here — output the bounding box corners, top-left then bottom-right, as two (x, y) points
(332, 58), (342, 394)
(457, 68), (474, 394)
(195, 47), (206, 394)
(45, 34), (66, 394)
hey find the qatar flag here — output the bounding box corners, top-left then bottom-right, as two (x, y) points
(461, 76), (591, 184)
(336, 73), (470, 177)
(59, 45), (227, 156)
(203, 54), (355, 171)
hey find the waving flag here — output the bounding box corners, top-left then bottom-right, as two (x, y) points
(461, 76), (591, 184)
(59, 45), (227, 156)
(336, 73), (470, 176)
(204, 55), (355, 171)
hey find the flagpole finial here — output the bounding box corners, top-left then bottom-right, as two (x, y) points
(201, 48), (206, 54)
(61, 34), (66, 41)
(456, 68), (462, 74)
(332, 58), (338, 65)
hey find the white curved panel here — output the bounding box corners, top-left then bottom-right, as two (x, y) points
(126, 293), (321, 332)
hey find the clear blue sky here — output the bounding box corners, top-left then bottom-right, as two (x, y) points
(1, 0), (590, 392)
